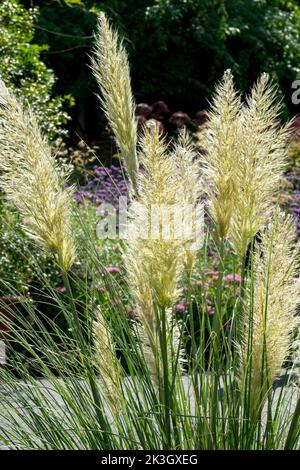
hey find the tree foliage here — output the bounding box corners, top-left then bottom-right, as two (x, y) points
(133, 0), (300, 111)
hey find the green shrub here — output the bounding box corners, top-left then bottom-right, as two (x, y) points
(0, 0), (73, 140)
(0, 197), (61, 296)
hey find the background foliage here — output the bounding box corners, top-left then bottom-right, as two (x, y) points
(21, 0), (300, 139)
(0, 0), (73, 140)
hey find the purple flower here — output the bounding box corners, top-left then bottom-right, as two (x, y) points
(74, 164), (130, 208)
(207, 306), (215, 315)
(193, 280), (202, 289)
(174, 300), (188, 315)
(224, 273), (241, 283)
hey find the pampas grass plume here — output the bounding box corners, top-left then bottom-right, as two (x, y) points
(198, 69), (241, 240)
(229, 74), (292, 257)
(200, 71), (292, 258)
(239, 210), (300, 412)
(93, 306), (120, 414)
(0, 81), (75, 272)
(91, 13), (138, 192)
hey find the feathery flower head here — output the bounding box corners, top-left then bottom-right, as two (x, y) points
(172, 128), (203, 275)
(229, 73), (293, 257)
(91, 13), (138, 193)
(126, 125), (184, 310)
(200, 70), (292, 258)
(238, 210), (300, 413)
(93, 306), (120, 414)
(198, 69), (241, 240)
(124, 125), (187, 383)
(0, 81), (75, 271)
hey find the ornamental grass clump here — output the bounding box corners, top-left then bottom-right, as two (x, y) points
(0, 81), (120, 414)
(0, 13), (299, 451)
(91, 14), (201, 388)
